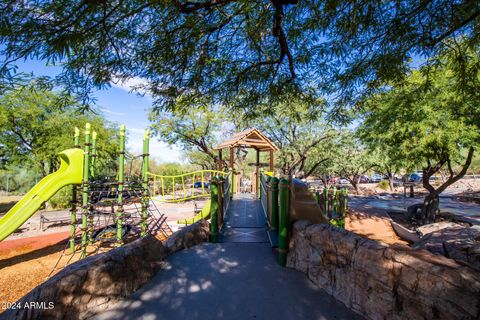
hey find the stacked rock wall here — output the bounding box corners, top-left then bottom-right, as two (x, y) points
(287, 220), (480, 320)
(1, 220), (210, 320)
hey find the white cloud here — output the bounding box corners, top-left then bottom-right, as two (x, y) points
(128, 127), (146, 134)
(110, 76), (151, 97)
(126, 128), (183, 163)
(100, 108), (126, 116)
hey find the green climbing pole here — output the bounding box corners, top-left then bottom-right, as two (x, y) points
(87, 131), (97, 245)
(278, 178), (289, 267)
(141, 129), (150, 237)
(270, 177), (279, 231)
(90, 131), (97, 178)
(210, 178), (219, 243)
(116, 125), (126, 245)
(81, 123), (91, 258)
(70, 127), (80, 254)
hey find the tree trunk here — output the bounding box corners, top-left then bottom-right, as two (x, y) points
(320, 176), (329, 188)
(421, 193), (440, 223)
(349, 179), (359, 195)
(388, 176), (394, 191)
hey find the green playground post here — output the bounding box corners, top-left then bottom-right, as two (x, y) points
(343, 188), (348, 214)
(209, 178), (219, 243)
(70, 127), (80, 254)
(333, 186), (338, 218)
(232, 171), (237, 194)
(116, 125), (126, 245)
(278, 178), (289, 266)
(81, 123), (91, 258)
(229, 169), (234, 198)
(90, 131), (97, 178)
(87, 131), (97, 245)
(270, 177), (279, 231)
(141, 129), (150, 237)
(323, 187), (329, 217)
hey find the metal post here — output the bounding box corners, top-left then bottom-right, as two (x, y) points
(116, 125), (126, 246)
(270, 177), (279, 231)
(70, 127), (80, 254)
(278, 178), (289, 266)
(81, 123), (91, 258)
(314, 191), (320, 204)
(217, 176), (224, 227)
(210, 178), (219, 243)
(90, 131), (97, 178)
(141, 129), (150, 237)
(87, 130), (97, 245)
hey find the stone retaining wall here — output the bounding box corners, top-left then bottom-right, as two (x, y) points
(287, 220), (480, 320)
(1, 220), (210, 320)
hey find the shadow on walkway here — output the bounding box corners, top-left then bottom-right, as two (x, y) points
(93, 242), (362, 320)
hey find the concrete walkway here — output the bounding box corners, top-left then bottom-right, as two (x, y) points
(93, 195), (362, 320)
(94, 243), (361, 320)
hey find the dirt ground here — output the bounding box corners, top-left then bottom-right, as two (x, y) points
(0, 196), (193, 309)
(346, 209), (408, 245)
(0, 232), (71, 308)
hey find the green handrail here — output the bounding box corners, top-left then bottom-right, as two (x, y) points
(81, 123), (91, 258)
(278, 178), (289, 267)
(148, 170), (228, 203)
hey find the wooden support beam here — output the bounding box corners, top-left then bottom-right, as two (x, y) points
(270, 150), (274, 172)
(218, 149), (222, 172)
(255, 149), (260, 196)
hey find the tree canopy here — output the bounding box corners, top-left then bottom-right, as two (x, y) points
(149, 95), (228, 165)
(358, 56), (479, 220)
(0, 80), (118, 177)
(242, 93), (332, 176)
(1, 0), (478, 112)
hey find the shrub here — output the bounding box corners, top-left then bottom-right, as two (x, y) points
(378, 180), (389, 191)
(48, 186), (72, 209)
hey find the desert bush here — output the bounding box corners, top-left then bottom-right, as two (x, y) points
(378, 180), (389, 191)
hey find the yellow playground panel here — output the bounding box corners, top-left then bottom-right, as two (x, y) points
(148, 170), (229, 202)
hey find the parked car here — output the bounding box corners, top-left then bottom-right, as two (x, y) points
(359, 175), (370, 183)
(193, 181), (210, 188)
(370, 173), (383, 182)
(338, 178), (349, 185)
(408, 173), (422, 183)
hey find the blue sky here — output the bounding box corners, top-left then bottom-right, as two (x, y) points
(12, 59), (183, 163)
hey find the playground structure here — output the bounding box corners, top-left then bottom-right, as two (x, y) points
(0, 126), (347, 271)
(0, 123), (171, 273)
(51, 123), (172, 273)
(192, 129), (349, 266)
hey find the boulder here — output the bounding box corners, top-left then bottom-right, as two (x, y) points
(416, 221), (464, 237)
(413, 226), (480, 269)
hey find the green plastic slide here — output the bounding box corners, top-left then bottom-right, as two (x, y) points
(0, 149), (84, 241)
(177, 200), (211, 225)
